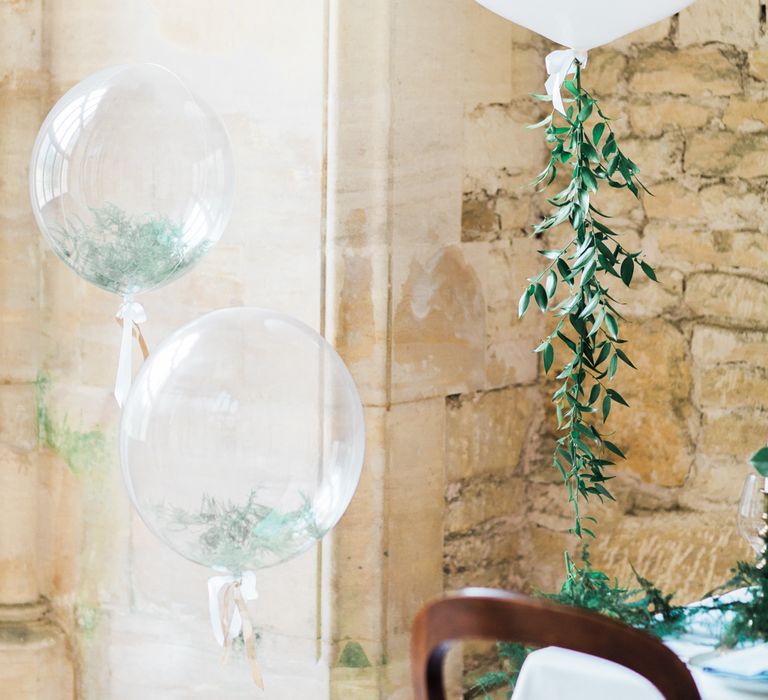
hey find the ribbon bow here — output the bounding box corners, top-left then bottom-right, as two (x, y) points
(114, 298), (148, 407)
(208, 572), (263, 689)
(545, 48), (588, 116)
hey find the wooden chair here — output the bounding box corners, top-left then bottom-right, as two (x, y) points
(411, 588), (701, 700)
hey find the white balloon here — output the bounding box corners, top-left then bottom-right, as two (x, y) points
(475, 0), (696, 51)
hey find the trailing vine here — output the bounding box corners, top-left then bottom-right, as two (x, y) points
(519, 60), (657, 537)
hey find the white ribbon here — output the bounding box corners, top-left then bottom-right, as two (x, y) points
(208, 572), (258, 645)
(114, 298), (147, 407)
(208, 571), (263, 688)
(545, 48), (588, 116)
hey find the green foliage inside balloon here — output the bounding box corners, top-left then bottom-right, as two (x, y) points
(54, 203), (208, 296)
(151, 491), (326, 574)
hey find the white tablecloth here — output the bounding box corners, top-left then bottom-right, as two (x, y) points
(511, 589), (760, 700)
(511, 646), (752, 700)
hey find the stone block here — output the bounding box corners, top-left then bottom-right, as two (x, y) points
(621, 134), (684, 182)
(629, 99), (718, 137)
(700, 410), (767, 462)
(587, 49), (628, 97)
(495, 194), (533, 236)
(460, 239), (542, 389)
(463, 102), (546, 195)
(724, 96), (768, 132)
(696, 364), (768, 411)
(462, 196), (499, 242)
(0, 445), (38, 604)
(606, 320), (694, 487)
(642, 181), (700, 221)
(692, 325), (768, 367)
(678, 0), (762, 47)
(384, 398), (445, 695)
(644, 223), (768, 272)
(749, 48), (768, 81)
(621, 266), (684, 319)
(685, 132), (768, 177)
(630, 47), (741, 96)
(328, 246), (390, 407)
(611, 19), (671, 52)
(685, 272), (768, 327)
(445, 475), (526, 536)
(591, 509), (748, 602)
(445, 385), (538, 482)
(391, 245), (486, 402)
(0, 621), (75, 699)
(331, 408), (386, 663)
(462, 2), (515, 106)
(0, 383), (36, 451)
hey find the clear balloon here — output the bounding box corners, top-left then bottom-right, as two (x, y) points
(29, 63), (234, 296)
(475, 0), (696, 51)
(120, 308), (365, 574)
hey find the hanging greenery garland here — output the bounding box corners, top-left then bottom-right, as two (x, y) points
(518, 60), (657, 537)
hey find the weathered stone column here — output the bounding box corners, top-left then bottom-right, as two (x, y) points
(0, 0), (76, 697)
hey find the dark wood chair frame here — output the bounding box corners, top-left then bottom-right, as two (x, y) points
(411, 588), (701, 700)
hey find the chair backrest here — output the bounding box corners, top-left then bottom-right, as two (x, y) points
(411, 588), (701, 700)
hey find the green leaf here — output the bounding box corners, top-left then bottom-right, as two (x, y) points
(539, 249), (562, 260)
(592, 122), (606, 146)
(527, 114), (553, 129)
(595, 342), (611, 367)
(543, 343), (554, 373)
(604, 440), (625, 459)
(579, 294), (600, 319)
(605, 314), (619, 340)
(615, 348), (636, 369)
(620, 257), (634, 286)
(534, 284), (549, 312)
(588, 384), (601, 406)
(557, 332), (578, 353)
(546, 270), (558, 298)
(640, 260), (658, 282)
(750, 447), (768, 476)
(578, 101), (593, 123)
(609, 353), (618, 380)
(606, 388), (629, 407)
(602, 395), (612, 421)
(588, 306), (607, 338)
(582, 169), (598, 193)
(582, 143), (600, 163)
(518, 288), (532, 318)
(563, 79), (579, 97)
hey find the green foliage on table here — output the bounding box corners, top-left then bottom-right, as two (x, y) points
(471, 548), (768, 699)
(720, 559), (768, 647)
(469, 546), (683, 699)
(519, 61), (657, 538)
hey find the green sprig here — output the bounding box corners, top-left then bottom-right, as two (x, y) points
(519, 61), (657, 537)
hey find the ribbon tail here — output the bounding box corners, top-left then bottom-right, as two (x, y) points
(114, 312), (135, 407)
(234, 587), (264, 689)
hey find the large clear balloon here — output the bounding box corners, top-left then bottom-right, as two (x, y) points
(29, 63), (234, 296)
(120, 308), (365, 574)
(475, 0), (696, 51)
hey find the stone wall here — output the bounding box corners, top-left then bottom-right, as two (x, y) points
(2, 0), (329, 697)
(451, 0), (766, 620)
(4, 0), (768, 698)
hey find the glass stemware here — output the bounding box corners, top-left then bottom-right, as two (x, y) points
(738, 473), (768, 556)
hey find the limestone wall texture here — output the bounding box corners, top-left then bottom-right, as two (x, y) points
(2, 0), (767, 699)
(452, 0), (766, 620)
